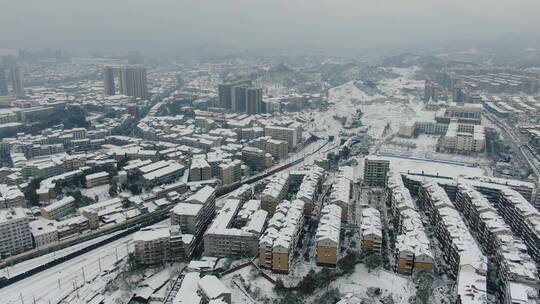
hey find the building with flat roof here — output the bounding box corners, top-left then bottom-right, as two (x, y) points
(85, 171), (109, 188)
(0, 208), (32, 257)
(363, 157), (389, 187)
(133, 225), (191, 265)
(41, 196), (76, 220)
(203, 198), (267, 257)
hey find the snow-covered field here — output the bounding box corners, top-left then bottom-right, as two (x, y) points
(379, 135), (492, 166)
(354, 154), (486, 179)
(220, 265), (276, 303)
(318, 67), (435, 138)
(329, 264), (416, 303)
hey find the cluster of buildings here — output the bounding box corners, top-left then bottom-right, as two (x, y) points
(399, 103), (486, 153)
(393, 171), (540, 304)
(103, 65), (148, 99)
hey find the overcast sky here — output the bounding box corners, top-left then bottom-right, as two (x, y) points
(1, 0), (539, 52)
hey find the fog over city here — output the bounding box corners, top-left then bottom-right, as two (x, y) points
(1, 1), (540, 304)
(1, 0), (540, 53)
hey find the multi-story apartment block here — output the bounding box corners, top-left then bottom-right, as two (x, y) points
(465, 179), (540, 264)
(316, 204), (341, 267)
(217, 159), (242, 186)
(416, 181), (488, 304)
(189, 158), (212, 181)
(264, 125), (301, 149)
(360, 207), (382, 255)
(455, 184), (539, 304)
(41, 196), (76, 220)
(133, 225), (189, 265)
(296, 166), (325, 216)
(203, 198), (267, 257)
(0, 208), (33, 258)
(170, 186), (216, 256)
(387, 172), (433, 275)
(265, 138), (288, 160)
(363, 157), (390, 187)
(85, 171), (109, 188)
(241, 146), (273, 171)
(438, 121), (485, 153)
(29, 219), (59, 248)
(330, 166), (354, 220)
(0, 184), (25, 208)
(261, 173), (290, 214)
(259, 199), (305, 274)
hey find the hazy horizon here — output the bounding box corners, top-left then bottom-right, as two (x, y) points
(1, 0), (540, 54)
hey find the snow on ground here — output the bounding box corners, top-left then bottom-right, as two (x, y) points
(0, 230), (125, 279)
(220, 265), (277, 304)
(377, 67), (424, 98)
(329, 264), (416, 303)
(326, 69), (435, 138)
(379, 134), (492, 166)
(81, 184), (111, 201)
(354, 154), (486, 179)
(0, 235), (133, 304)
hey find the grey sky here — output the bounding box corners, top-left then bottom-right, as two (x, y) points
(1, 0), (539, 52)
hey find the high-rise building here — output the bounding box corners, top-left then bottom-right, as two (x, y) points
(218, 80), (252, 110)
(246, 87), (262, 114)
(231, 85), (248, 112)
(9, 66), (24, 97)
(0, 69), (8, 96)
(102, 66), (116, 96)
(363, 157), (390, 187)
(119, 66), (147, 99)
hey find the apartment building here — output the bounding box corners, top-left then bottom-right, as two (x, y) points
(189, 158), (212, 182)
(259, 199), (305, 274)
(0, 208), (33, 257)
(41, 196), (76, 220)
(330, 166), (354, 220)
(217, 159), (242, 186)
(264, 125), (301, 149)
(416, 181), (488, 304)
(85, 171), (110, 188)
(0, 184), (25, 208)
(438, 121), (485, 153)
(142, 162), (185, 184)
(133, 225), (189, 265)
(316, 204), (341, 267)
(29, 219), (59, 248)
(241, 146), (273, 171)
(387, 172), (433, 275)
(363, 157), (390, 187)
(261, 173), (290, 214)
(265, 138), (288, 160)
(170, 186), (216, 256)
(455, 184), (539, 304)
(466, 179), (540, 264)
(203, 198), (267, 257)
(360, 207), (382, 254)
(296, 166), (325, 216)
